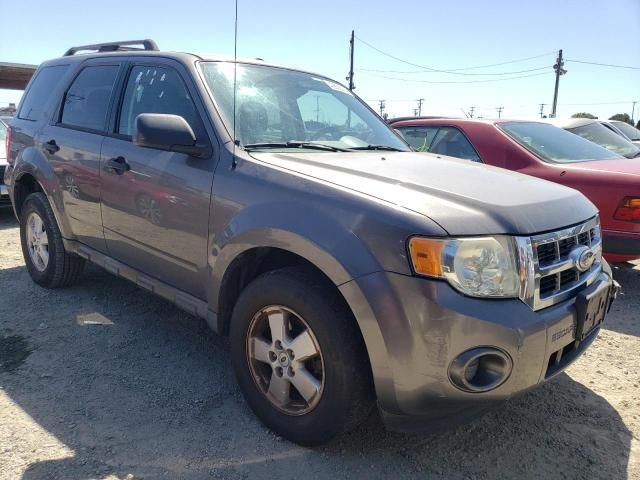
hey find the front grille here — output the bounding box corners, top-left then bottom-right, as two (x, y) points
(526, 217), (603, 310)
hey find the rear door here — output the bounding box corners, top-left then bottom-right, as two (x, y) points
(100, 59), (215, 299)
(39, 59), (123, 251)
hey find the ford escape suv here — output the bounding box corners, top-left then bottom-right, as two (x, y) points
(5, 40), (616, 446)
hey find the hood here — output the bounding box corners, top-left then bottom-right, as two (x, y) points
(566, 157), (640, 177)
(249, 151), (597, 236)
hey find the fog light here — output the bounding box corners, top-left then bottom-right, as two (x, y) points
(449, 347), (512, 393)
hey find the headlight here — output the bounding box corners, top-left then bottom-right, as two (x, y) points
(408, 236), (520, 298)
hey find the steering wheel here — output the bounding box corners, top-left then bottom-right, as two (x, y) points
(310, 126), (344, 141)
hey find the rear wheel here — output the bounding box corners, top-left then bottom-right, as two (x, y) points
(20, 192), (85, 287)
(229, 266), (374, 446)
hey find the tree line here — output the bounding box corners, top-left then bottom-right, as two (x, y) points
(571, 112), (638, 128)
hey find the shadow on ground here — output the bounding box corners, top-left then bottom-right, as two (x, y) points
(0, 257), (633, 479)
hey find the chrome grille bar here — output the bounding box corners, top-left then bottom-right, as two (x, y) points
(516, 216), (602, 311)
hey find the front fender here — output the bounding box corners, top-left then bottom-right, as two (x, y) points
(208, 203), (393, 404)
(209, 200), (384, 306)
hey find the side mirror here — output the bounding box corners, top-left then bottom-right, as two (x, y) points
(133, 113), (202, 156)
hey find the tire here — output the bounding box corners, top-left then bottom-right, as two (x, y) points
(229, 266), (374, 446)
(19, 192), (85, 288)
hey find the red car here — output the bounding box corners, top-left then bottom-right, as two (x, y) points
(390, 118), (640, 263)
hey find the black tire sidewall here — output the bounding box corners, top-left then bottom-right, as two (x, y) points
(229, 268), (367, 446)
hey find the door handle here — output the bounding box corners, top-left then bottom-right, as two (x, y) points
(104, 156), (130, 175)
(44, 139), (60, 154)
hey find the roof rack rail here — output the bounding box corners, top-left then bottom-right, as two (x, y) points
(63, 39), (159, 57)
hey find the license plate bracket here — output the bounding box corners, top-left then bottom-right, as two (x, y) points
(575, 280), (610, 341)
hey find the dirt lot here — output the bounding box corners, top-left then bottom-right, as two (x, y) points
(0, 206), (638, 480)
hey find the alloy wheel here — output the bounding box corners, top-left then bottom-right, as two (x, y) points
(26, 212), (49, 272)
(246, 305), (325, 415)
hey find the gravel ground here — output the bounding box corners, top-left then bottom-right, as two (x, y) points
(0, 206), (639, 480)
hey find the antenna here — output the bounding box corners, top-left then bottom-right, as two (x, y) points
(232, 0), (239, 166)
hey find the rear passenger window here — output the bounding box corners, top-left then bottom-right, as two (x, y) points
(18, 65), (69, 121)
(118, 66), (200, 137)
(60, 65), (120, 132)
(429, 127), (481, 161)
(397, 126), (438, 152)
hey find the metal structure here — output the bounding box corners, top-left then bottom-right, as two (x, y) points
(0, 62), (37, 90)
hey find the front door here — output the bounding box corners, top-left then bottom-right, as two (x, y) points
(40, 61), (122, 252)
(100, 62), (215, 298)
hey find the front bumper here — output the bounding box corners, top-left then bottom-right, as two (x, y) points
(341, 262), (614, 434)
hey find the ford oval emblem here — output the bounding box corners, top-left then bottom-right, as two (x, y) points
(571, 245), (595, 272)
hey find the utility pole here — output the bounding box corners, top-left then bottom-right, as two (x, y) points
(469, 106), (475, 118)
(539, 103), (546, 118)
(378, 100), (386, 117)
(551, 49), (566, 118)
(632, 101), (637, 124)
(416, 98), (424, 117)
(315, 95), (320, 122)
(496, 106), (504, 118)
(413, 108), (419, 117)
(346, 30), (355, 91)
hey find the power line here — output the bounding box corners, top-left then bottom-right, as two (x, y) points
(566, 59), (640, 70)
(558, 100), (636, 106)
(355, 35), (555, 76)
(359, 70), (552, 84)
(357, 65), (551, 76)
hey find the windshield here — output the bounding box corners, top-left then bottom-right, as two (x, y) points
(0, 121), (6, 142)
(199, 62), (409, 152)
(611, 121), (640, 141)
(567, 122), (640, 158)
(499, 122), (622, 163)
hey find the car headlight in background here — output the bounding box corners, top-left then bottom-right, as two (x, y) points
(408, 236), (520, 298)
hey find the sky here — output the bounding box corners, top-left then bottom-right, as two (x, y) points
(1, 0), (639, 121)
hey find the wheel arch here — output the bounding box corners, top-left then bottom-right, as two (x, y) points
(11, 148), (73, 238)
(210, 230), (393, 406)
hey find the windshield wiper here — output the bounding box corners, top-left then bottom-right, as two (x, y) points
(243, 141), (348, 152)
(347, 144), (404, 152)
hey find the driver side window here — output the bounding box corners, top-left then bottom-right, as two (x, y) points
(118, 65), (200, 137)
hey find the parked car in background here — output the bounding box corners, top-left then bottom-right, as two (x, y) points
(548, 118), (640, 159)
(602, 120), (640, 147)
(5, 40), (616, 445)
(1, 116), (12, 204)
(390, 117), (640, 263)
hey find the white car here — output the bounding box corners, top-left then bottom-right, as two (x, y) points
(602, 120), (640, 148)
(546, 117), (640, 159)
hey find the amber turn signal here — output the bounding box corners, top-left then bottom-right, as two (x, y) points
(408, 237), (445, 277)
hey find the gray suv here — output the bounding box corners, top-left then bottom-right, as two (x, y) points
(5, 40), (616, 446)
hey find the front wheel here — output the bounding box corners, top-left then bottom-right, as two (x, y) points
(229, 267), (374, 446)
